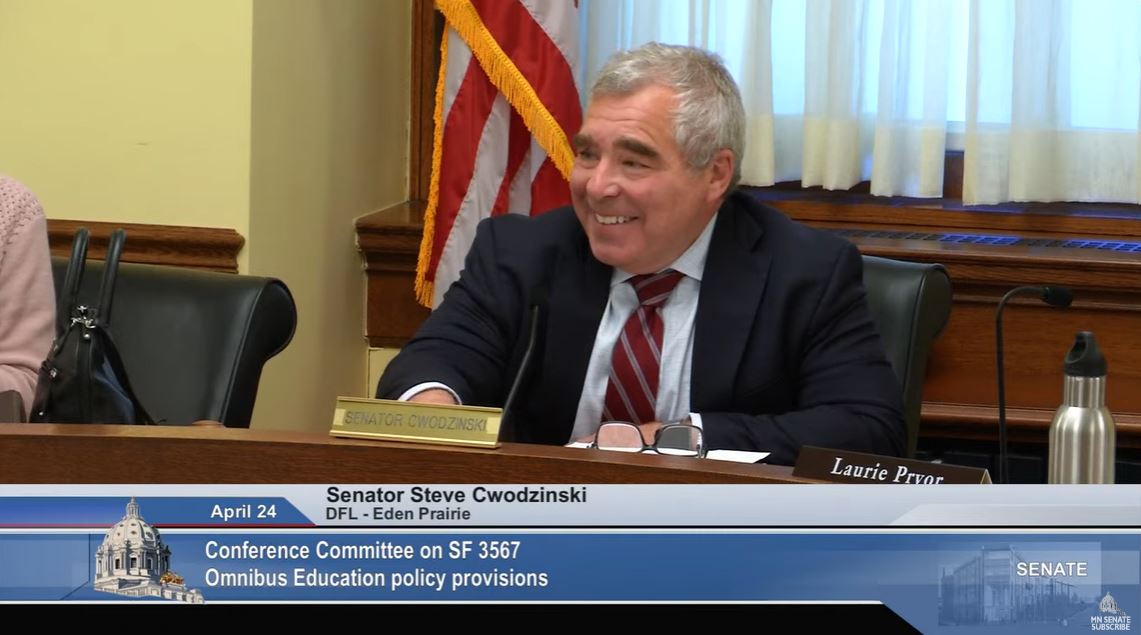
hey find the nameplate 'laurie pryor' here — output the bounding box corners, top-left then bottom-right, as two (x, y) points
(330, 397), (501, 449)
(793, 446), (992, 484)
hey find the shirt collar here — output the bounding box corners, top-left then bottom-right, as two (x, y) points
(610, 213), (718, 286)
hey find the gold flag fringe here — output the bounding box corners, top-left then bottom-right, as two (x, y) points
(415, 0), (577, 308)
(413, 25), (450, 307)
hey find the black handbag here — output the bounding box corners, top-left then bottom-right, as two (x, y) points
(30, 228), (153, 424)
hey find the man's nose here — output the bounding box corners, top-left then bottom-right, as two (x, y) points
(584, 160), (620, 200)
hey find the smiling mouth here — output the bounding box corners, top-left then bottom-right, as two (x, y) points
(594, 213), (635, 225)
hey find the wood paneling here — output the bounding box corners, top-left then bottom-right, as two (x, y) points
(356, 201), (430, 346)
(759, 192), (1141, 239)
(48, 219), (243, 272)
(922, 403), (1141, 446)
(764, 192), (1141, 449)
(409, 0), (439, 200)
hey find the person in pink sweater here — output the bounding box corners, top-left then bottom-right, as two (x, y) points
(0, 176), (56, 418)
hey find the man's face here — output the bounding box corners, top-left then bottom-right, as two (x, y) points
(570, 84), (732, 274)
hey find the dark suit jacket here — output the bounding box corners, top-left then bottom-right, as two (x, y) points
(378, 191), (905, 464)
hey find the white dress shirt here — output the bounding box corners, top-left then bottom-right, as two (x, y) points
(568, 215), (715, 441)
(402, 215), (718, 444)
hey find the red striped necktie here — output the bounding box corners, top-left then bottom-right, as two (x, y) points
(602, 270), (686, 424)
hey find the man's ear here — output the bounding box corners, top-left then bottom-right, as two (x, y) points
(705, 149), (735, 202)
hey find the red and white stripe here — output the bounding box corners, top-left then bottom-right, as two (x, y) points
(420, 0), (583, 308)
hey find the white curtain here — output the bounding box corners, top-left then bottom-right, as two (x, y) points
(579, 0), (1141, 204)
(965, 0), (1141, 204)
(578, 0), (778, 186)
(578, 0), (955, 198)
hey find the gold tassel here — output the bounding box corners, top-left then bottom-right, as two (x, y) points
(413, 25), (450, 308)
(436, 0), (575, 178)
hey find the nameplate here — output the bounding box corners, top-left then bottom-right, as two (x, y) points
(329, 397), (501, 449)
(792, 446), (992, 484)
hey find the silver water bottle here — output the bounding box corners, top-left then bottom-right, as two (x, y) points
(1048, 331), (1115, 484)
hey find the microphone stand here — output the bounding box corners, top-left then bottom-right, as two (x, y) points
(995, 288), (1020, 486)
(995, 285), (1073, 484)
(500, 288), (547, 443)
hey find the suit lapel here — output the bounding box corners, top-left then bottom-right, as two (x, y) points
(692, 196), (770, 410)
(539, 237), (611, 440)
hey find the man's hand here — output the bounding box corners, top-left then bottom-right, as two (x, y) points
(636, 421), (662, 445)
(408, 388), (458, 405)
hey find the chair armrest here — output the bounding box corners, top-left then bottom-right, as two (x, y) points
(0, 390), (26, 423)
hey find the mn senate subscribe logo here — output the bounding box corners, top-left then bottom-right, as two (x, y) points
(1092, 593), (1132, 631)
(93, 497), (204, 603)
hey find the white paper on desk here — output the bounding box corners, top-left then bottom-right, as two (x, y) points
(562, 442), (769, 464)
(704, 449), (769, 463)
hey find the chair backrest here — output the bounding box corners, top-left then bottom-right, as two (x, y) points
(50, 258), (297, 428)
(861, 255), (953, 457)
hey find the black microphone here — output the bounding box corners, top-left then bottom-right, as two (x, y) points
(499, 283), (548, 443)
(995, 285), (1073, 483)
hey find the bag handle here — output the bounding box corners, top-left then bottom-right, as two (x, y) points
(57, 228), (90, 336)
(95, 229), (126, 328)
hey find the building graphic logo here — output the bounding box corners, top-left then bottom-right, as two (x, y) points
(938, 544), (1093, 626)
(1091, 592), (1132, 631)
(93, 497), (204, 603)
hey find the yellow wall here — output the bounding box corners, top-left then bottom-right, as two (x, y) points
(0, 0), (253, 235)
(368, 348), (401, 398)
(0, 0), (411, 432)
(248, 0), (410, 431)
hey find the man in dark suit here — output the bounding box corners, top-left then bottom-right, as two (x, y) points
(378, 43), (904, 465)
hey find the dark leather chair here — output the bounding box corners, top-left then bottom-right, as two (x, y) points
(861, 255), (953, 458)
(50, 258), (296, 428)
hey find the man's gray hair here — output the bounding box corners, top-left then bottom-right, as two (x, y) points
(590, 42), (746, 190)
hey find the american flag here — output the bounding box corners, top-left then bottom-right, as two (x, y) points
(416, 0), (582, 308)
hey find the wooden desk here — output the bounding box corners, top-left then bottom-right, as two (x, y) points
(0, 424), (812, 484)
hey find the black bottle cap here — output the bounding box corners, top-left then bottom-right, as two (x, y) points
(1064, 331), (1107, 378)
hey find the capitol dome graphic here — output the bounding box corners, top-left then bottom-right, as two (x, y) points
(94, 497), (204, 603)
